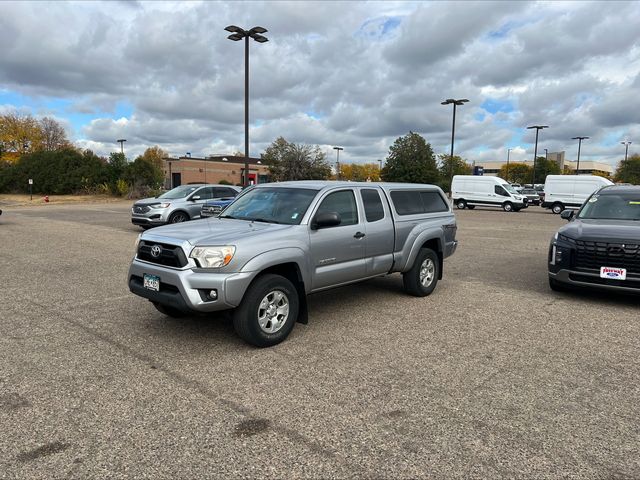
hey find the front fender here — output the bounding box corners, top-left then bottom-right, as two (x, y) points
(240, 247), (311, 292)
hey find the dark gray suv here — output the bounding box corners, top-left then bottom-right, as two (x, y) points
(131, 184), (241, 228)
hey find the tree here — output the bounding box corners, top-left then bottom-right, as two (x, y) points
(126, 153), (164, 189)
(107, 152), (128, 186)
(0, 112), (43, 155)
(533, 156), (560, 183)
(39, 117), (70, 151)
(339, 163), (381, 182)
(381, 132), (439, 184)
(438, 154), (472, 179)
(615, 154), (640, 184)
(498, 162), (532, 184)
(141, 145), (167, 171)
(263, 137), (332, 181)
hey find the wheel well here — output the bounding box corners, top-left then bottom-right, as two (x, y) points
(420, 238), (443, 279)
(170, 209), (190, 219)
(257, 263), (308, 324)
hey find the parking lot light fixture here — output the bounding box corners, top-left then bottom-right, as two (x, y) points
(526, 125), (548, 185)
(572, 136), (589, 175)
(117, 138), (126, 155)
(333, 146), (344, 180)
(621, 141), (632, 162)
(441, 98), (469, 193)
(225, 25), (269, 186)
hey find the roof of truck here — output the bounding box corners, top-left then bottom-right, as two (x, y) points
(253, 180), (441, 190)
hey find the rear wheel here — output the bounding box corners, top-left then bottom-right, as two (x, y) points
(233, 274), (299, 347)
(169, 211), (189, 223)
(456, 199), (466, 210)
(552, 203), (564, 214)
(403, 248), (439, 297)
(502, 202), (513, 212)
(467, 205), (475, 210)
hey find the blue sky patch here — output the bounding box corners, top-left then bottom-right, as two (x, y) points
(481, 98), (515, 114)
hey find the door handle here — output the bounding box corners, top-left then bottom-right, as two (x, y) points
(354, 232), (365, 239)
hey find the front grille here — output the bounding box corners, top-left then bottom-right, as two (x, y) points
(137, 241), (188, 268)
(133, 205), (150, 214)
(572, 239), (640, 275)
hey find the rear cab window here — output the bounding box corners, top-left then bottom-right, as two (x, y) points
(361, 189), (385, 222)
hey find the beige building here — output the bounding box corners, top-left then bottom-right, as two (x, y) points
(162, 155), (270, 188)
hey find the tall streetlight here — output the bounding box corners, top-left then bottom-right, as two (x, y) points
(333, 146), (343, 180)
(225, 25), (268, 187)
(572, 136), (589, 175)
(526, 125), (548, 185)
(441, 98), (469, 192)
(117, 138), (126, 155)
(544, 148), (548, 160)
(621, 141), (632, 162)
(506, 148), (512, 182)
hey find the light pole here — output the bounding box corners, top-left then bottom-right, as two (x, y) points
(225, 25), (268, 187)
(544, 148), (548, 160)
(441, 98), (469, 193)
(526, 125), (548, 185)
(572, 136), (589, 175)
(506, 148), (511, 183)
(621, 141), (632, 162)
(333, 146), (343, 180)
(117, 138), (126, 155)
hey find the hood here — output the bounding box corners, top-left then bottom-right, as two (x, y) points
(133, 196), (182, 206)
(142, 218), (296, 245)
(560, 218), (640, 243)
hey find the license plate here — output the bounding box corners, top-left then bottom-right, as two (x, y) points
(143, 273), (160, 291)
(600, 267), (626, 280)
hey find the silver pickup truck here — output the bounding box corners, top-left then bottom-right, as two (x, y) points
(128, 181), (458, 347)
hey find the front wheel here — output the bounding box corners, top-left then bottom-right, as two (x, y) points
(403, 248), (439, 297)
(169, 211), (189, 223)
(233, 274), (299, 347)
(455, 199), (466, 210)
(503, 202), (514, 212)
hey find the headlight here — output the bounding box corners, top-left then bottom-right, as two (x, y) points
(153, 202), (171, 208)
(190, 246), (236, 268)
(553, 232), (558, 241)
(134, 234), (142, 251)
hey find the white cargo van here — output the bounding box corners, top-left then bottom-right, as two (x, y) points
(542, 175), (613, 214)
(452, 175), (528, 212)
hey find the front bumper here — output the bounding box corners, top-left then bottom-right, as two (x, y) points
(128, 259), (256, 313)
(549, 269), (640, 294)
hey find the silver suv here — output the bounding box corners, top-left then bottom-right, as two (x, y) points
(131, 184), (241, 228)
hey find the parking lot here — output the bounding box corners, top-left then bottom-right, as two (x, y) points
(1, 202), (638, 479)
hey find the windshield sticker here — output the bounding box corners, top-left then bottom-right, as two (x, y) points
(588, 197), (598, 203)
(292, 213), (299, 219)
(629, 201), (640, 205)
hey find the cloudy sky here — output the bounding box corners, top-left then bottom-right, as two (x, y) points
(1, 0), (639, 168)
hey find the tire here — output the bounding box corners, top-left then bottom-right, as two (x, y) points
(233, 274), (299, 347)
(169, 211), (190, 223)
(513, 207), (521, 212)
(455, 199), (466, 210)
(549, 277), (569, 292)
(403, 248), (439, 297)
(552, 203), (564, 215)
(503, 202), (514, 212)
(153, 302), (188, 318)
(467, 205), (475, 210)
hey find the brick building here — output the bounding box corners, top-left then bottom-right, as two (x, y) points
(162, 155), (270, 188)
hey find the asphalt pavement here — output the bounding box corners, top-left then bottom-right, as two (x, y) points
(0, 202), (638, 479)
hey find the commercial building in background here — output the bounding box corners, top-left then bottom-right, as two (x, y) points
(477, 150), (613, 178)
(162, 155), (270, 188)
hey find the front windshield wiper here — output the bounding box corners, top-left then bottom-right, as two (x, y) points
(219, 215), (238, 219)
(245, 217), (281, 224)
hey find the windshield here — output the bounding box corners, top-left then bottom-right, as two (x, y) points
(578, 193), (640, 220)
(219, 187), (319, 225)
(158, 185), (200, 200)
(502, 184), (518, 194)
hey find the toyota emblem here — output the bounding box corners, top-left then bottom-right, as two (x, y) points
(150, 245), (162, 258)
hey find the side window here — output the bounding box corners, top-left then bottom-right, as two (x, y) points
(390, 191), (423, 215)
(222, 188), (239, 197)
(421, 191), (448, 213)
(361, 189), (385, 222)
(195, 187), (214, 200)
(315, 190), (358, 226)
(495, 185), (508, 197)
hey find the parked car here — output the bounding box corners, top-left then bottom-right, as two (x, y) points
(520, 188), (541, 206)
(542, 175), (613, 214)
(200, 197), (236, 218)
(548, 185), (640, 294)
(452, 175), (528, 212)
(128, 181), (458, 347)
(131, 184), (241, 228)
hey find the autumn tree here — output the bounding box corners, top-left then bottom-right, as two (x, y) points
(381, 132), (439, 184)
(40, 116), (70, 151)
(339, 163), (381, 182)
(0, 112), (43, 155)
(614, 154), (640, 184)
(263, 137), (332, 181)
(498, 162), (532, 184)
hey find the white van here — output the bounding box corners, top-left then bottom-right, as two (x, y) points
(542, 175), (613, 214)
(452, 175), (528, 212)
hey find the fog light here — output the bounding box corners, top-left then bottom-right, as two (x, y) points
(555, 248), (563, 264)
(208, 289), (218, 300)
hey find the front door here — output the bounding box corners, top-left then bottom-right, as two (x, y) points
(171, 173), (181, 188)
(309, 189), (366, 290)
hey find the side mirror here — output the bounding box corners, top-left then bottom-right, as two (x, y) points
(560, 209), (574, 220)
(190, 195), (201, 201)
(311, 212), (341, 230)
